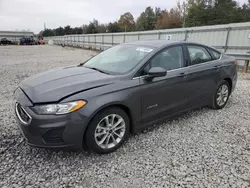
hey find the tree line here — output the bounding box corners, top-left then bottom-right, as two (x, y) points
(41, 0), (250, 37)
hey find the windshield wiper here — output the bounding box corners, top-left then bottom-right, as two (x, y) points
(84, 66), (110, 75)
(78, 62), (85, 66)
(78, 55), (96, 66)
(78, 60), (89, 66)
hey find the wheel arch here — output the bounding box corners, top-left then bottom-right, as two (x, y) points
(223, 77), (232, 94)
(100, 103), (134, 131)
(82, 103), (135, 149)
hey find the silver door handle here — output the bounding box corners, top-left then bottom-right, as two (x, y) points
(178, 73), (188, 78)
(214, 65), (220, 71)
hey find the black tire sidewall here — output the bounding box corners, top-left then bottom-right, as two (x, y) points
(213, 80), (230, 109)
(85, 107), (130, 154)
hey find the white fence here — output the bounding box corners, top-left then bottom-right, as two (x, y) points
(44, 22), (250, 54)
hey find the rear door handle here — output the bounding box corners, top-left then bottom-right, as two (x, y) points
(214, 65), (220, 71)
(214, 65), (222, 68)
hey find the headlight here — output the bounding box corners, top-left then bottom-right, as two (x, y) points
(32, 100), (86, 115)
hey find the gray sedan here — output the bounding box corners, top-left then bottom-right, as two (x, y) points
(14, 40), (238, 154)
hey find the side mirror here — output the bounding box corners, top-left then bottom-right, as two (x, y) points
(146, 67), (167, 79)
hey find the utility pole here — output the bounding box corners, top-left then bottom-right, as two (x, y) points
(82, 24), (85, 34)
(44, 23), (46, 30)
(183, 2), (187, 28)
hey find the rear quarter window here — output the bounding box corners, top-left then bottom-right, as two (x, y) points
(210, 49), (221, 60)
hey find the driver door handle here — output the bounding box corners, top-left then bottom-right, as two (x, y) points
(178, 72), (188, 79)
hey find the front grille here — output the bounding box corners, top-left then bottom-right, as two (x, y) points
(42, 128), (65, 144)
(15, 103), (32, 125)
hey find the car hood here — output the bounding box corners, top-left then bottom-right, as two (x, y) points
(20, 66), (115, 103)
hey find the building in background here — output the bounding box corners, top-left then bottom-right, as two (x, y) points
(0, 31), (34, 44)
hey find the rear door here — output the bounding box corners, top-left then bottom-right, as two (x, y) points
(184, 44), (222, 107)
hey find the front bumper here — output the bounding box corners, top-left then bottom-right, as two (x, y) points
(14, 88), (90, 150)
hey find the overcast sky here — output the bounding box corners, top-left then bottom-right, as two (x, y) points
(0, 0), (247, 33)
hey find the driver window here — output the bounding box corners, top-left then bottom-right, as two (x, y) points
(150, 46), (184, 71)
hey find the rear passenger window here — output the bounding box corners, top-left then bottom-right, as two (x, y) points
(187, 46), (212, 65)
(210, 49), (221, 60)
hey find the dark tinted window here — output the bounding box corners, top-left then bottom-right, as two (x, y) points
(210, 49), (221, 60)
(150, 46), (184, 71)
(187, 45), (212, 65)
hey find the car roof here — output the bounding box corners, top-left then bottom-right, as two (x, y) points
(123, 40), (221, 53)
(124, 40), (185, 48)
(123, 40), (217, 50)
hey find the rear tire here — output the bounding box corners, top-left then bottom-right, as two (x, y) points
(84, 107), (130, 154)
(211, 80), (230, 110)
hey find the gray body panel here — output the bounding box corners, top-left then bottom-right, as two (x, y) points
(15, 40), (238, 148)
(20, 66), (116, 104)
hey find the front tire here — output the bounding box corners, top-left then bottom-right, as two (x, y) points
(211, 80), (230, 110)
(85, 107), (130, 154)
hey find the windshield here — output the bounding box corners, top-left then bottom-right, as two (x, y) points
(83, 44), (154, 74)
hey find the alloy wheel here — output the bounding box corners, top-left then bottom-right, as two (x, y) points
(216, 84), (229, 107)
(94, 114), (126, 149)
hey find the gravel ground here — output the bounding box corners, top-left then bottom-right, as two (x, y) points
(0, 45), (250, 188)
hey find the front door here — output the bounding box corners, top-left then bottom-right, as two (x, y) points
(139, 45), (190, 125)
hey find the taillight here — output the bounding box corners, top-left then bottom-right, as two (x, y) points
(234, 60), (238, 67)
